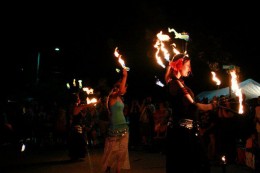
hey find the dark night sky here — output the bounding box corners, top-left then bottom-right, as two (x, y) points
(1, 2), (260, 100)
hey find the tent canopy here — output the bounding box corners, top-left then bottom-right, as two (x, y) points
(196, 78), (260, 101)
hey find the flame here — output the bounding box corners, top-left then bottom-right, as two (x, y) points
(168, 28), (190, 41)
(157, 31), (171, 41)
(73, 79), (76, 86)
(211, 71), (221, 86)
(154, 30), (183, 68)
(221, 155), (226, 164)
(154, 31), (171, 68)
(114, 47), (130, 71)
(156, 79), (165, 87)
(66, 83), (70, 89)
(153, 28), (188, 86)
(230, 70), (243, 114)
(83, 87), (94, 95)
(171, 43), (181, 57)
(82, 87), (98, 105)
(87, 97), (97, 104)
(21, 143), (26, 152)
(78, 80), (82, 89)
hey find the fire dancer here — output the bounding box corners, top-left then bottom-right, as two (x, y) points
(164, 53), (217, 173)
(102, 68), (130, 173)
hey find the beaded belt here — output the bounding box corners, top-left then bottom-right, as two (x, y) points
(178, 119), (194, 130)
(108, 128), (128, 137)
(74, 125), (83, 133)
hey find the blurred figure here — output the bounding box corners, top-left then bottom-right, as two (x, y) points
(96, 97), (110, 147)
(54, 104), (68, 146)
(0, 101), (23, 147)
(0, 107), (15, 145)
(139, 96), (155, 146)
(255, 96), (260, 148)
(215, 96), (237, 164)
(67, 93), (95, 160)
(129, 98), (141, 149)
(154, 101), (170, 138)
(85, 106), (99, 148)
(251, 96), (260, 171)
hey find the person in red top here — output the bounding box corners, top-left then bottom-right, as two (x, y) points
(164, 53), (217, 173)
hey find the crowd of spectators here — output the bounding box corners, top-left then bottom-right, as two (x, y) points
(0, 93), (259, 170)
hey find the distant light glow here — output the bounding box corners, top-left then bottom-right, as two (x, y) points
(21, 143), (26, 152)
(156, 79), (164, 87)
(78, 80), (82, 89)
(66, 83), (70, 89)
(73, 79), (76, 87)
(116, 68), (120, 73)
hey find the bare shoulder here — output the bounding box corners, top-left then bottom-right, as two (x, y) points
(108, 94), (117, 106)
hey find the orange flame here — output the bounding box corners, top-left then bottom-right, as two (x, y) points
(211, 71), (221, 86)
(87, 97), (97, 105)
(230, 70), (243, 114)
(154, 31), (183, 68)
(153, 31), (171, 68)
(114, 47), (130, 71)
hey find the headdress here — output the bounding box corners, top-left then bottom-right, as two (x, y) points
(169, 53), (190, 71)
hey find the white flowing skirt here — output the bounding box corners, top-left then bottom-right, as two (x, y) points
(101, 133), (130, 171)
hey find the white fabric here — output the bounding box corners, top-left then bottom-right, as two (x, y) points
(196, 78), (260, 101)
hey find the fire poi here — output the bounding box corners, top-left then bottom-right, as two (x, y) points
(114, 47), (130, 71)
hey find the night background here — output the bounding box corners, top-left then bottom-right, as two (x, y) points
(2, 2), (259, 102)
